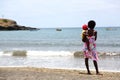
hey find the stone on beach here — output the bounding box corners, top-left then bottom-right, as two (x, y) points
(12, 50), (27, 56)
(74, 51), (83, 57)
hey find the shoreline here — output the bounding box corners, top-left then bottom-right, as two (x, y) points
(0, 67), (120, 80)
(0, 66), (120, 73)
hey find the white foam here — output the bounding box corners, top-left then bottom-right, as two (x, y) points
(0, 51), (11, 56)
(0, 52), (3, 56)
(0, 50), (73, 57)
(106, 52), (119, 56)
(27, 51), (73, 57)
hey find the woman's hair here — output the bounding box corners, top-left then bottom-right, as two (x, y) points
(88, 20), (96, 29)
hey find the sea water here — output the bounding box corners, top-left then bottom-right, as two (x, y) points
(0, 27), (120, 71)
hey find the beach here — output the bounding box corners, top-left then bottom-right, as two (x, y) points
(0, 28), (120, 80)
(0, 67), (120, 80)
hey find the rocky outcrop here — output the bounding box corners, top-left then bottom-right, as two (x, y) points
(0, 18), (39, 31)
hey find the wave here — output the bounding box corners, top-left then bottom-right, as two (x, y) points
(97, 43), (120, 47)
(98, 52), (120, 56)
(0, 50), (120, 57)
(1, 50), (73, 57)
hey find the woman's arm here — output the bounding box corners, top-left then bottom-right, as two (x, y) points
(94, 31), (97, 41)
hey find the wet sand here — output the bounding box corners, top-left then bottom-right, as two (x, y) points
(0, 67), (120, 80)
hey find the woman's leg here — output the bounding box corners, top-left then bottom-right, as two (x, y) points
(85, 58), (91, 74)
(93, 60), (99, 74)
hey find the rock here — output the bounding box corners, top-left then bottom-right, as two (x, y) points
(0, 18), (39, 31)
(74, 51), (83, 57)
(12, 50), (27, 56)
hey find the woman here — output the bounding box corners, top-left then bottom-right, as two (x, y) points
(82, 20), (100, 75)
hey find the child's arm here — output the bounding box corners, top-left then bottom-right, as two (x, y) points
(82, 32), (90, 51)
(82, 32), (87, 42)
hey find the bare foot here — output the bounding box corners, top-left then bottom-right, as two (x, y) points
(87, 72), (92, 75)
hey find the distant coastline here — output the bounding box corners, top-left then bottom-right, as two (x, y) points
(0, 18), (39, 31)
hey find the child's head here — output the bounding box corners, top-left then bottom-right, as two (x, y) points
(88, 20), (96, 29)
(82, 24), (88, 30)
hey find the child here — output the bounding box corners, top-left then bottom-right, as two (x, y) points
(82, 20), (100, 75)
(81, 24), (90, 51)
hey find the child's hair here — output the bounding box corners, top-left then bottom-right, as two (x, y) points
(88, 20), (96, 29)
(82, 24), (88, 30)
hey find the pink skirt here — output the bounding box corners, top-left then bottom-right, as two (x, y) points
(83, 43), (98, 61)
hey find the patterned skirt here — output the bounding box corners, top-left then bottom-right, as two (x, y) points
(83, 42), (98, 61)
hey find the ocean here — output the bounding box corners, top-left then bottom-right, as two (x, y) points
(0, 27), (120, 72)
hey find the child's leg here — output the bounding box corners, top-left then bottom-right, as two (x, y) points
(93, 60), (99, 74)
(85, 58), (91, 74)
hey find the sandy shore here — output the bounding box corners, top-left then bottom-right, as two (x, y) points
(0, 67), (120, 80)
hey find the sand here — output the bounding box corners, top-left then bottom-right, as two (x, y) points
(0, 67), (120, 80)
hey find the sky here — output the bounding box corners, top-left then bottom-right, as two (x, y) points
(1, 0), (120, 28)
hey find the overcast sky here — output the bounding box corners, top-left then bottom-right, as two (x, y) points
(1, 0), (120, 28)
